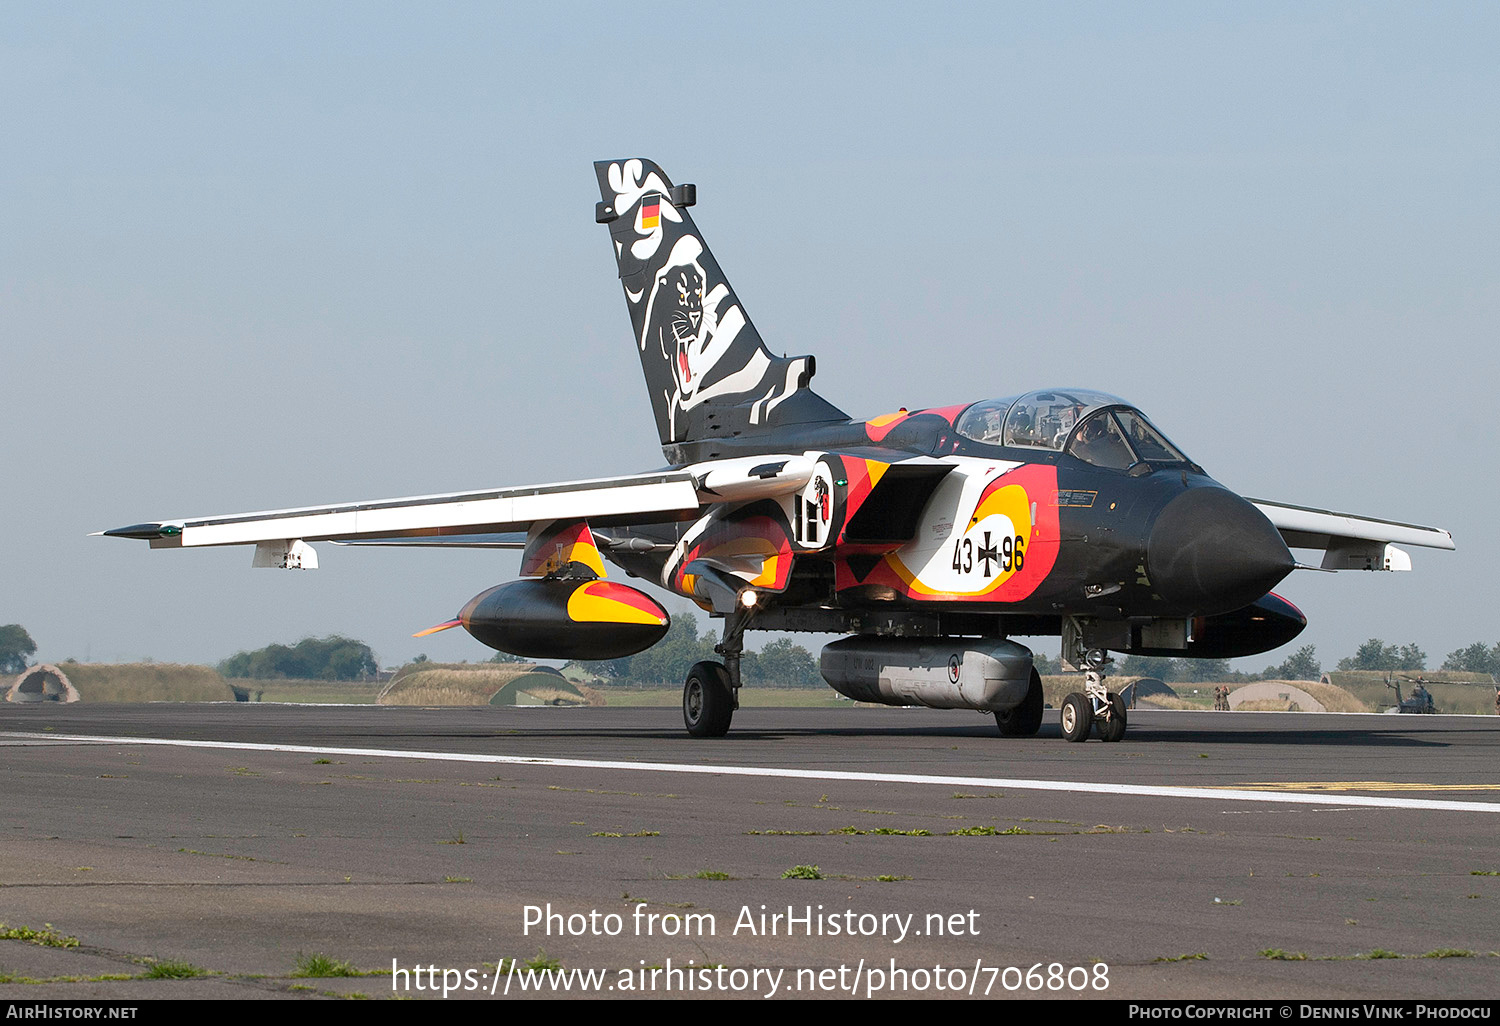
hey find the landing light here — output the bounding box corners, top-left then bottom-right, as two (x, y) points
(740, 590), (759, 608)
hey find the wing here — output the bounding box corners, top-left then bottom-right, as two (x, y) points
(98, 456), (817, 566)
(100, 470), (700, 560)
(1249, 498), (1455, 571)
(333, 532), (528, 549)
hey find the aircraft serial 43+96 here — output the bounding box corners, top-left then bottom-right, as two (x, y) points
(103, 159), (1456, 743)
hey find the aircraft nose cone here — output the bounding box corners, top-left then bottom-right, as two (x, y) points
(1147, 488), (1295, 615)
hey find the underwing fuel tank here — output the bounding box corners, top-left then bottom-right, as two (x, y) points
(819, 637), (1035, 713)
(459, 579), (670, 660)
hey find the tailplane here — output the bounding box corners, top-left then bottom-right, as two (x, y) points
(594, 159), (846, 457)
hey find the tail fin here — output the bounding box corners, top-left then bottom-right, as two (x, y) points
(594, 159), (846, 456)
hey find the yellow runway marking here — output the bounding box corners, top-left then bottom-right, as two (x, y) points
(1227, 781), (1500, 792)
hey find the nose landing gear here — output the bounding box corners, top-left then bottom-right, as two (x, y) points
(1062, 647), (1127, 743)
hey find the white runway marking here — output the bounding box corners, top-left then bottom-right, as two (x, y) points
(11, 731), (1500, 814)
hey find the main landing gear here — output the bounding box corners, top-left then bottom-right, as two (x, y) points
(995, 668), (1045, 737)
(1061, 648), (1127, 743)
(682, 660), (734, 738)
(681, 604), (752, 738)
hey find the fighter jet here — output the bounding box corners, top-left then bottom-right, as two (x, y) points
(102, 158), (1455, 742)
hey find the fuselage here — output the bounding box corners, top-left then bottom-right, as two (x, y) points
(604, 389), (1296, 649)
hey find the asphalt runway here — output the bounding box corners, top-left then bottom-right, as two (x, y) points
(1, 702), (1497, 1001)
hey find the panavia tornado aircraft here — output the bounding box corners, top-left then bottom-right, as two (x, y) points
(103, 158), (1456, 742)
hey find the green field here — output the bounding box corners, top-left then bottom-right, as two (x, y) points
(228, 677), (858, 707)
(224, 676), (1498, 716)
(587, 686), (861, 708)
(228, 679), (387, 704)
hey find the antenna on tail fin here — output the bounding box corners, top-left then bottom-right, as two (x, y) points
(594, 159), (846, 459)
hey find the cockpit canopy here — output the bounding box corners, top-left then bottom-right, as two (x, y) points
(954, 389), (1191, 470)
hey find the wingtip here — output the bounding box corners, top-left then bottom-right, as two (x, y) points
(102, 523), (182, 540)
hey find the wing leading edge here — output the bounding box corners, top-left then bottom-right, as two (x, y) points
(101, 471), (702, 553)
(98, 456), (821, 564)
(1249, 498), (1455, 572)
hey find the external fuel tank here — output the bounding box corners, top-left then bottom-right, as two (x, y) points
(819, 636), (1035, 712)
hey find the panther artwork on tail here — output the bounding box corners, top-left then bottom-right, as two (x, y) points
(594, 158), (845, 459)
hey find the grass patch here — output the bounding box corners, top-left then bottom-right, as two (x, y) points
(177, 848), (258, 861)
(0, 923), (79, 948)
(946, 825), (1032, 836)
(1470, 870), (1500, 876)
(875, 875), (913, 882)
(523, 951), (562, 971)
(440, 829), (467, 845)
(782, 864), (823, 880)
(1358, 949), (1403, 960)
(830, 825), (932, 836)
(588, 825), (659, 838)
(292, 952), (369, 978)
(1153, 953), (1209, 963)
(693, 870), (734, 880)
(1259, 949), (1306, 960)
(443, 876), (472, 884)
(140, 959), (209, 979)
(1421, 949), (1474, 959)
(745, 830), (820, 836)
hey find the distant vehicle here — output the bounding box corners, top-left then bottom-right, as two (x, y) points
(1383, 673), (1497, 714)
(102, 158), (1456, 742)
(1384, 675), (1436, 714)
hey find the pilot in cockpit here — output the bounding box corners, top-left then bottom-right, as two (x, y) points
(1069, 413), (1136, 470)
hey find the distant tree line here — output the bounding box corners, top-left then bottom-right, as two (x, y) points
(0, 625), (37, 674)
(1260, 645), (1323, 681)
(1337, 639), (1427, 672)
(8, 614), (1493, 691)
(1440, 642), (1500, 677)
(579, 611), (822, 688)
(1111, 642), (1431, 684)
(1081, 637), (1500, 684)
(218, 635), (378, 681)
(1116, 654), (1239, 683)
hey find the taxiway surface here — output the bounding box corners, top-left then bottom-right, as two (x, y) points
(0, 703), (1496, 1000)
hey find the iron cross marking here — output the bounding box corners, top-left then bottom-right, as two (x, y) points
(977, 531), (999, 577)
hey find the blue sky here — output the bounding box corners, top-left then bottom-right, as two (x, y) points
(4, 2), (1496, 670)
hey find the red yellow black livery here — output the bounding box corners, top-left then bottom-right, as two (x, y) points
(102, 158), (1455, 743)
